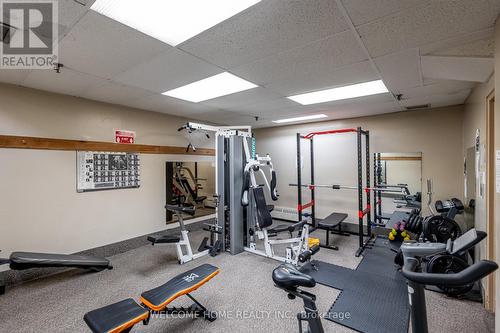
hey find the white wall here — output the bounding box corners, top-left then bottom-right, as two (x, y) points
(254, 106), (464, 224)
(0, 83), (213, 255)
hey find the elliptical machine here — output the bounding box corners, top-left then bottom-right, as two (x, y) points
(400, 229), (497, 333)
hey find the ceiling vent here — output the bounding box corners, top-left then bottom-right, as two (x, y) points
(405, 104), (430, 110)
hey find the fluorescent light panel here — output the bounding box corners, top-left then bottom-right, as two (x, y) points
(287, 80), (389, 105)
(272, 114), (327, 124)
(162, 72), (258, 102)
(91, 0), (261, 46)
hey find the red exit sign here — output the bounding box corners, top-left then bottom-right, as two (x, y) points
(115, 130), (135, 144)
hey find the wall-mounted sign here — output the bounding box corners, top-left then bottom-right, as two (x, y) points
(115, 130), (135, 144)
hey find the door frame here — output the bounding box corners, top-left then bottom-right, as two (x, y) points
(485, 89), (495, 311)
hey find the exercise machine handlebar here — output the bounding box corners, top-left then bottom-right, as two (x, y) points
(402, 258), (497, 287)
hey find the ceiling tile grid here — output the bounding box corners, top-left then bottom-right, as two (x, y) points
(21, 68), (104, 97)
(58, 11), (169, 79)
(0, 0), (499, 127)
(357, 0), (500, 58)
(342, 0), (430, 26)
(231, 30), (369, 93)
(260, 60), (380, 97)
(112, 47), (222, 93)
(180, 0), (350, 68)
(374, 48), (421, 92)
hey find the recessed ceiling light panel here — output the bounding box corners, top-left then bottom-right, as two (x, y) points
(162, 72), (258, 102)
(272, 114), (328, 124)
(91, 0), (261, 46)
(287, 80), (389, 105)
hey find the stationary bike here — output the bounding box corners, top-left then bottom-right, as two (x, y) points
(272, 264), (324, 333)
(400, 229), (498, 333)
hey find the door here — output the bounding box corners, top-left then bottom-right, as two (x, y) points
(485, 90), (495, 311)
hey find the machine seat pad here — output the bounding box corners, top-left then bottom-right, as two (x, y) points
(195, 196), (207, 203)
(9, 252), (111, 270)
(84, 298), (149, 333)
(147, 235), (180, 244)
(140, 264), (220, 311)
(165, 204), (196, 216)
(268, 224), (291, 233)
(273, 264), (316, 289)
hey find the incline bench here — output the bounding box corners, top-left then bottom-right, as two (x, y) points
(84, 264), (220, 333)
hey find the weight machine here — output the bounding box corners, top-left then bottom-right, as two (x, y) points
(180, 122), (317, 265)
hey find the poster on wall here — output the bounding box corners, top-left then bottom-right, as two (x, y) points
(77, 151), (140, 192)
(115, 130), (135, 144)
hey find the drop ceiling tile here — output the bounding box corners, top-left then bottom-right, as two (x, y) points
(357, 0), (500, 57)
(57, 0), (91, 36)
(263, 60), (379, 96)
(0, 69), (31, 85)
(231, 30), (367, 88)
(399, 80), (476, 100)
(126, 93), (220, 116)
(429, 37), (494, 58)
(228, 97), (301, 116)
(81, 81), (155, 106)
(113, 48), (221, 93)
(401, 89), (471, 108)
(421, 56), (494, 83)
(419, 28), (494, 56)
(59, 11), (169, 78)
(315, 100), (402, 120)
(201, 87), (282, 110)
(374, 48), (421, 91)
(190, 110), (259, 126)
(21, 68), (103, 96)
(180, 0), (349, 69)
(342, 0), (429, 26)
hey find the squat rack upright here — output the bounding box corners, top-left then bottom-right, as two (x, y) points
(295, 127), (373, 257)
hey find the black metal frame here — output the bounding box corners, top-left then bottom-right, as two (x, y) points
(277, 286), (325, 333)
(144, 293), (217, 325)
(295, 127), (374, 257)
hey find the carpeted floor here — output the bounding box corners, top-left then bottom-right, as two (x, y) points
(0, 224), (494, 333)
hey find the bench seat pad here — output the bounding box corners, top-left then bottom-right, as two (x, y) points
(9, 252), (111, 270)
(140, 264), (219, 311)
(83, 298), (149, 333)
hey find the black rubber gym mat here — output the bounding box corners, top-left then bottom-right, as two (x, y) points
(300, 240), (409, 333)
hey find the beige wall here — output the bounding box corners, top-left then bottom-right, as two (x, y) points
(254, 106), (464, 224)
(462, 76), (494, 257)
(0, 83), (213, 256)
(494, 15), (500, 324)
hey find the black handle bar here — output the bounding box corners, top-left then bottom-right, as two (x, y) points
(402, 259), (498, 286)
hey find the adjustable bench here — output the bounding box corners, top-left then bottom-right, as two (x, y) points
(84, 264), (220, 333)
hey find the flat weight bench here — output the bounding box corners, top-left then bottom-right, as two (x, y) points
(84, 264), (220, 333)
(316, 212), (349, 251)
